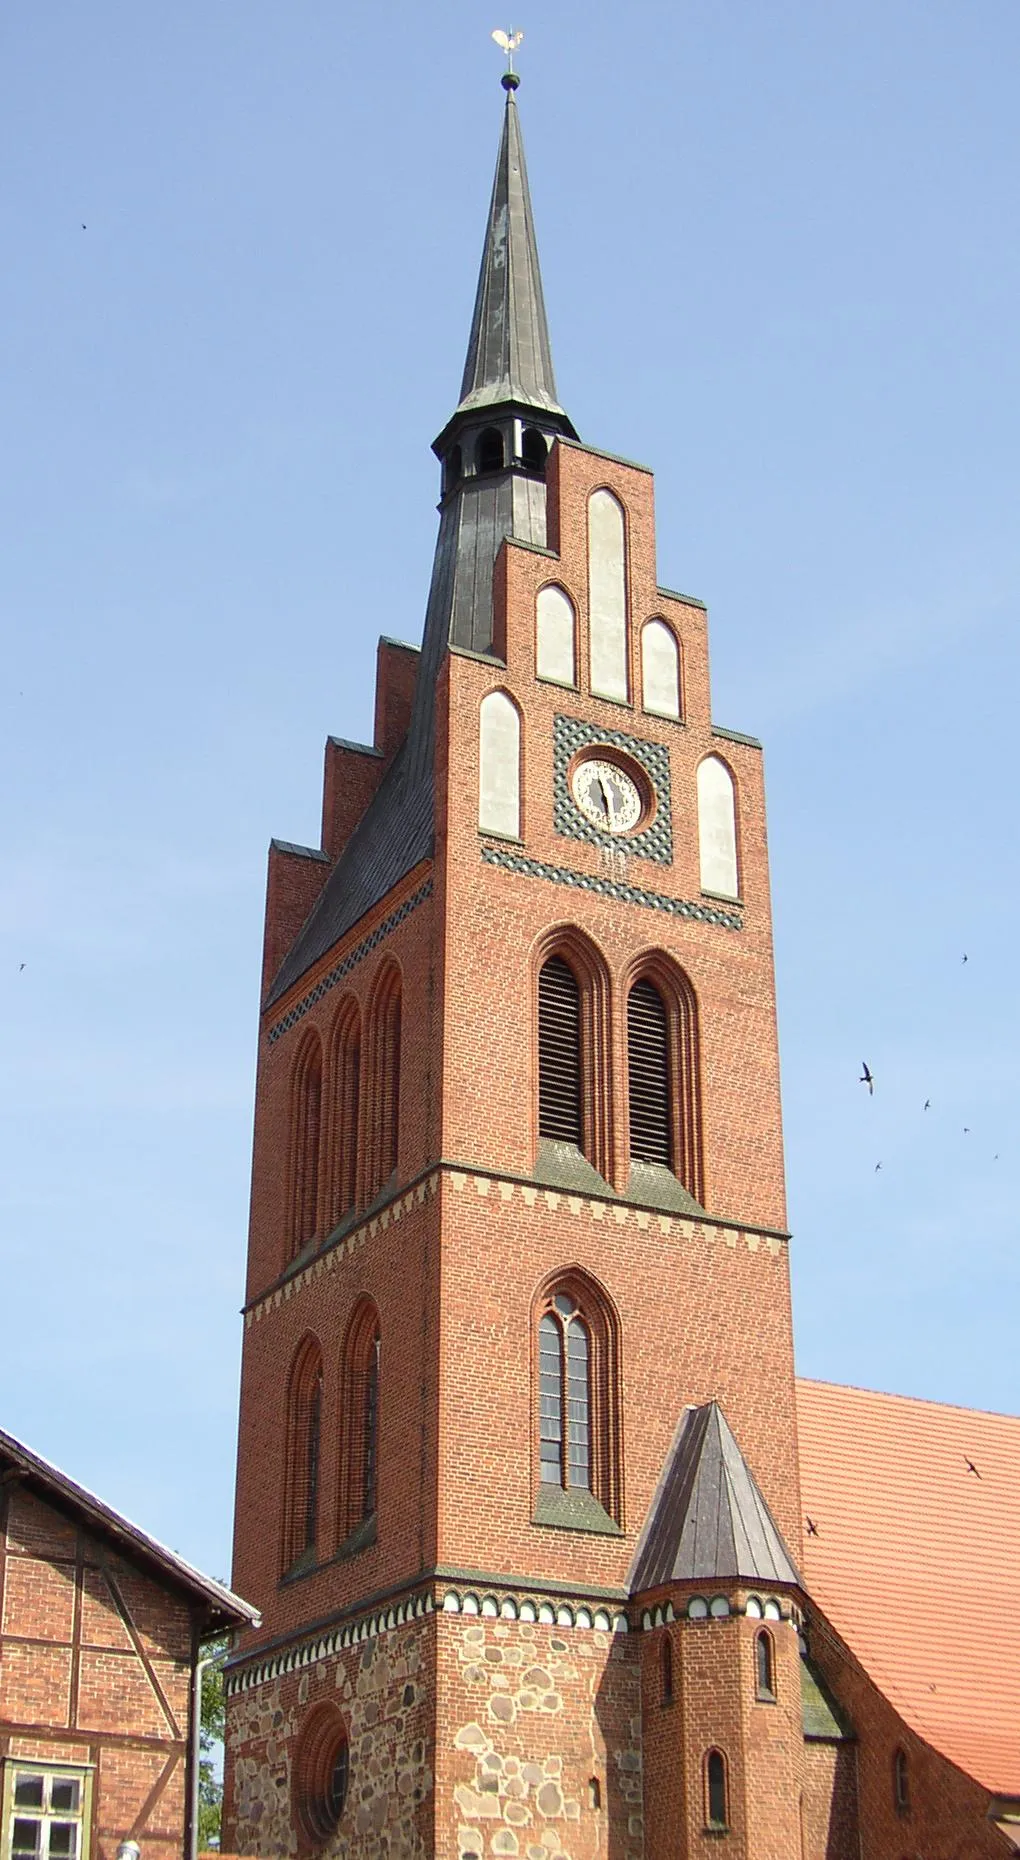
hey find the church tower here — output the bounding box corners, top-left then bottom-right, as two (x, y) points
(224, 73), (810, 1860)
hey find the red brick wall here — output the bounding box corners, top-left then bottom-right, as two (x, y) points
(0, 1486), (196, 1860)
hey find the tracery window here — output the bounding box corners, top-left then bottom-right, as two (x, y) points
(533, 1271), (621, 1524)
(338, 1298), (381, 1547)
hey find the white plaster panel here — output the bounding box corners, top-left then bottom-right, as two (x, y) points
(697, 755), (739, 898)
(641, 618), (680, 719)
(535, 585), (576, 687)
(479, 692), (521, 839)
(587, 490), (628, 701)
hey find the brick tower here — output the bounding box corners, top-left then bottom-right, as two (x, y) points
(224, 72), (811, 1860)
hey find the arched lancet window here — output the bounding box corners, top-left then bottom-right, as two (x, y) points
(538, 955), (582, 1148)
(478, 690), (521, 839)
(588, 489), (628, 702)
(641, 618), (681, 719)
(755, 1628), (776, 1700)
(476, 427), (504, 475)
(705, 1750), (729, 1830)
(534, 1270), (621, 1523)
(535, 584), (576, 687)
(660, 1634), (674, 1704)
(328, 999), (360, 1228)
(625, 957), (704, 1205)
(294, 1704), (350, 1846)
(360, 966), (401, 1208)
(338, 1299), (381, 1545)
(697, 755), (739, 900)
(521, 426), (548, 474)
(291, 1033), (323, 1255)
(283, 1339), (324, 1572)
(893, 1747), (910, 1812)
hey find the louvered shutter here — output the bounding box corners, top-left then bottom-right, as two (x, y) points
(538, 957), (582, 1144)
(628, 980), (671, 1166)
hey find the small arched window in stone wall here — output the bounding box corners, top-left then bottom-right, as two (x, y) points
(294, 1703), (350, 1848)
(360, 968), (401, 1208)
(588, 489), (628, 702)
(338, 1298), (381, 1547)
(533, 1270), (622, 1523)
(291, 1033), (323, 1255)
(755, 1628), (776, 1699)
(478, 690), (521, 839)
(283, 1338), (324, 1573)
(641, 618), (681, 719)
(697, 755), (739, 900)
(328, 999), (360, 1228)
(536, 585), (576, 687)
(704, 1750), (729, 1830)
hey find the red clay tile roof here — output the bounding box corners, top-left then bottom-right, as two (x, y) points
(796, 1377), (1020, 1795)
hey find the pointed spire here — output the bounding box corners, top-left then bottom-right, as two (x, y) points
(628, 1403), (802, 1594)
(454, 75), (572, 425)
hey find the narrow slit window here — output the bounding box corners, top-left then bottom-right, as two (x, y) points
(755, 1629), (775, 1699)
(538, 956), (582, 1146)
(894, 1748), (910, 1812)
(705, 1750), (728, 1829)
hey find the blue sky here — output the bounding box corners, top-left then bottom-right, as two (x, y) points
(2, 0), (1017, 1585)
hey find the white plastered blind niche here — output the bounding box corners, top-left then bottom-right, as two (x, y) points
(641, 619), (681, 719)
(536, 584), (576, 687)
(697, 755), (739, 898)
(587, 490), (628, 702)
(478, 690), (521, 839)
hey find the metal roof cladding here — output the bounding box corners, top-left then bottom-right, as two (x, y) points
(267, 76), (576, 1009)
(628, 1400), (801, 1593)
(797, 1377), (1020, 1796)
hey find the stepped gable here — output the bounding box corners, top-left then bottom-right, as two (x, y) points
(629, 1399), (801, 1594)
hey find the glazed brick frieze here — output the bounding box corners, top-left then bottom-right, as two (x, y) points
(479, 847), (742, 930)
(266, 879), (433, 1045)
(552, 715), (671, 864)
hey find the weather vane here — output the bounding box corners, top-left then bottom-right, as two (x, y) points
(492, 27), (524, 78)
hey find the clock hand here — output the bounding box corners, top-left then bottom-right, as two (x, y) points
(597, 775), (615, 830)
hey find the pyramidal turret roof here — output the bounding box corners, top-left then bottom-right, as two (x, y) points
(628, 1402), (801, 1594)
(453, 74), (570, 425)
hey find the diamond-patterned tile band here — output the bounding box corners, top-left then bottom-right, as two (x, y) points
(267, 879), (433, 1045)
(481, 846), (742, 930)
(554, 714), (673, 865)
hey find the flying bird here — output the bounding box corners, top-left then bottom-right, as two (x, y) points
(19, 963), (25, 972)
(962, 953), (968, 964)
(964, 1457), (981, 1478)
(963, 1127), (970, 1135)
(874, 1162), (882, 1172)
(923, 1099), (931, 1111)
(806, 1517), (819, 1537)
(859, 1062), (874, 1095)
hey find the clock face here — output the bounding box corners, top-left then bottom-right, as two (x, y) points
(570, 756), (645, 836)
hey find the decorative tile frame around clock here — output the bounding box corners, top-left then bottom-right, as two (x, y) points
(553, 715), (672, 864)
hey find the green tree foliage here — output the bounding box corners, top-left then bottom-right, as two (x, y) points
(199, 1636), (228, 1851)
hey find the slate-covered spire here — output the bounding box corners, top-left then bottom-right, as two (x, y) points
(628, 1403), (802, 1593)
(453, 73), (573, 427)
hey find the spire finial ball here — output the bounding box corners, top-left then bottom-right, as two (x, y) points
(502, 70), (521, 92)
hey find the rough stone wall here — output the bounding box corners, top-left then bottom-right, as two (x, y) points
(225, 1616), (434, 1860)
(435, 1614), (641, 1860)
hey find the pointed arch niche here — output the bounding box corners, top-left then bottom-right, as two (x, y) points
(478, 690), (521, 839)
(359, 963), (402, 1209)
(282, 1335), (324, 1574)
(535, 584), (576, 688)
(290, 1031), (323, 1257)
(697, 755), (739, 900)
(327, 997), (361, 1229)
(641, 618), (681, 720)
(587, 490), (628, 702)
(337, 1297), (381, 1552)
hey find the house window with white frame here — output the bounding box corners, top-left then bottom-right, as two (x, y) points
(3, 1765), (91, 1860)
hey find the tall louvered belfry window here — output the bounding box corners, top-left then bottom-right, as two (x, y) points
(538, 956), (582, 1146)
(292, 1035), (323, 1254)
(628, 979), (671, 1167)
(338, 1299), (381, 1546)
(283, 1339), (324, 1572)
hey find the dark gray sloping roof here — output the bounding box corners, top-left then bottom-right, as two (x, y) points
(628, 1401), (801, 1594)
(266, 87), (576, 1007)
(456, 85), (567, 423)
(0, 1425), (258, 1635)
